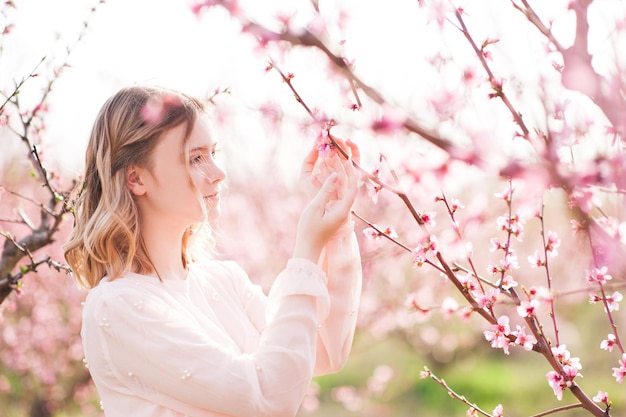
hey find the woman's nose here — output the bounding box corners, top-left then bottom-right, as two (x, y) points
(207, 161), (226, 184)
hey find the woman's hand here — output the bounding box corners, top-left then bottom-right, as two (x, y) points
(293, 139), (359, 263)
(300, 139), (360, 200)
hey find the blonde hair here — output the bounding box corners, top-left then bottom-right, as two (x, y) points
(64, 86), (209, 289)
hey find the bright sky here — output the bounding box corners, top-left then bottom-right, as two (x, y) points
(2, 0), (624, 183)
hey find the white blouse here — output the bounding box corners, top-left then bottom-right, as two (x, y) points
(81, 225), (362, 417)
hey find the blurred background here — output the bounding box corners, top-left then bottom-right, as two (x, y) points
(1, 0), (626, 416)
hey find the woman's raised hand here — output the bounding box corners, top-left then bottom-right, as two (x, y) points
(293, 139), (359, 263)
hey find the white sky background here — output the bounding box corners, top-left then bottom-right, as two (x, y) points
(2, 0), (625, 186)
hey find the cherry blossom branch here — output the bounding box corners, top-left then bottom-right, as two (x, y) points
(420, 367), (495, 417)
(512, 0), (626, 137)
(0, 56), (45, 114)
(201, 1), (463, 156)
(452, 7), (530, 138)
(350, 210), (445, 274)
(537, 204), (560, 347)
(0, 1), (103, 305)
(530, 403), (585, 417)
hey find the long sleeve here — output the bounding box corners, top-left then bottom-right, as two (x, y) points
(314, 220), (363, 374)
(81, 260), (331, 417)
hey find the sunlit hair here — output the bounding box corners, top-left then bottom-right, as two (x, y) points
(64, 85), (215, 289)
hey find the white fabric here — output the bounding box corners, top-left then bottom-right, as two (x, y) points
(81, 225), (362, 417)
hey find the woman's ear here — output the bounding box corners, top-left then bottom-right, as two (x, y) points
(126, 165), (147, 196)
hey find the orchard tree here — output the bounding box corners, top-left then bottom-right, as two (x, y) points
(194, 0), (626, 416)
(0, 2), (103, 416)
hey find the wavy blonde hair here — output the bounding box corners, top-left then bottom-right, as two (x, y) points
(64, 86), (210, 289)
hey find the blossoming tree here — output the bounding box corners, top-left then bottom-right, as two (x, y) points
(193, 0), (626, 416)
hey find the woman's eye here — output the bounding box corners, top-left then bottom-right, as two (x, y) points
(191, 155), (205, 164)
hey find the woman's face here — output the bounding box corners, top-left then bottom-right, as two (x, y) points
(132, 114), (226, 229)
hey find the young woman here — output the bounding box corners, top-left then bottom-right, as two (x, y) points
(64, 85), (362, 417)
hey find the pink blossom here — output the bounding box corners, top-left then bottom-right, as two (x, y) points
(489, 237), (506, 252)
(492, 404), (503, 417)
(546, 371), (565, 400)
(528, 250), (545, 267)
(496, 213), (525, 239)
(486, 263), (499, 275)
(449, 198), (464, 213)
(363, 225), (398, 240)
(570, 219), (583, 233)
(605, 291), (623, 312)
(545, 231), (560, 256)
(441, 297), (458, 317)
(484, 315), (512, 354)
(494, 184), (513, 202)
(570, 187), (601, 214)
(588, 292), (602, 304)
(592, 391), (609, 405)
(371, 113), (404, 135)
(500, 253), (520, 271)
(587, 266), (612, 285)
(458, 306), (473, 322)
(600, 334), (616, 352)
(418, 210), (437, 227)
(411, 236), (439, 267)
(552, 345), (582, 378)
(528, 286), (553, 303)
(512, 325), (537, 351)
(475, 288), (499, 309)
(517, 299), (539, 318)
(366, 181), (382, 204)
(612, 354), (626, 383)
(426, 0), (454, 28)
(458, 272), (478, 293)
(497, 275), (518, 290)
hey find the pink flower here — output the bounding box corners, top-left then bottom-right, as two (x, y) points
(458, 306), (473, 322)
(605, 291), (623, 312)
(449, 198), (464, 213)
(441, 297), (458, 317)
(587, 266), (612, 285)
(546, 371), (565, 400)
(475, 288), (499, 309)
(490, 237), (506, 252)
(570, 219), (583, 233)
(497, 275), (518, 290)
(484, 315), (512, 354)
(612, 354), (626, 384)
(552, 345), (582, 378)
(492, 404), (503, 417)
(500, 253), (520, 271)
(600, 334), (616, 352)
(528, 286), (553, 303)
(366, 181), (382, 204)
(494, 184), (513, 202)
(496, 214), (525, 239)
(546, 231), (560, 256)
(412, 236), (439, 267)
(418, 211), (437, 227)
(458, 272), (477, 293)
(592, 391), (609, 405)
(517, 299), (539, 318)
(528, 250), (545, 268)
(512, 325), (536, 351)
(363, 225), (398, 240)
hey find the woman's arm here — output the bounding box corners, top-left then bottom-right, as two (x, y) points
(314, 221), (363, 374)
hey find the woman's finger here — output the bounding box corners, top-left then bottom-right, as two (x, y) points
(346, 139), (360, 165)
(301, 144), (319, 177)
